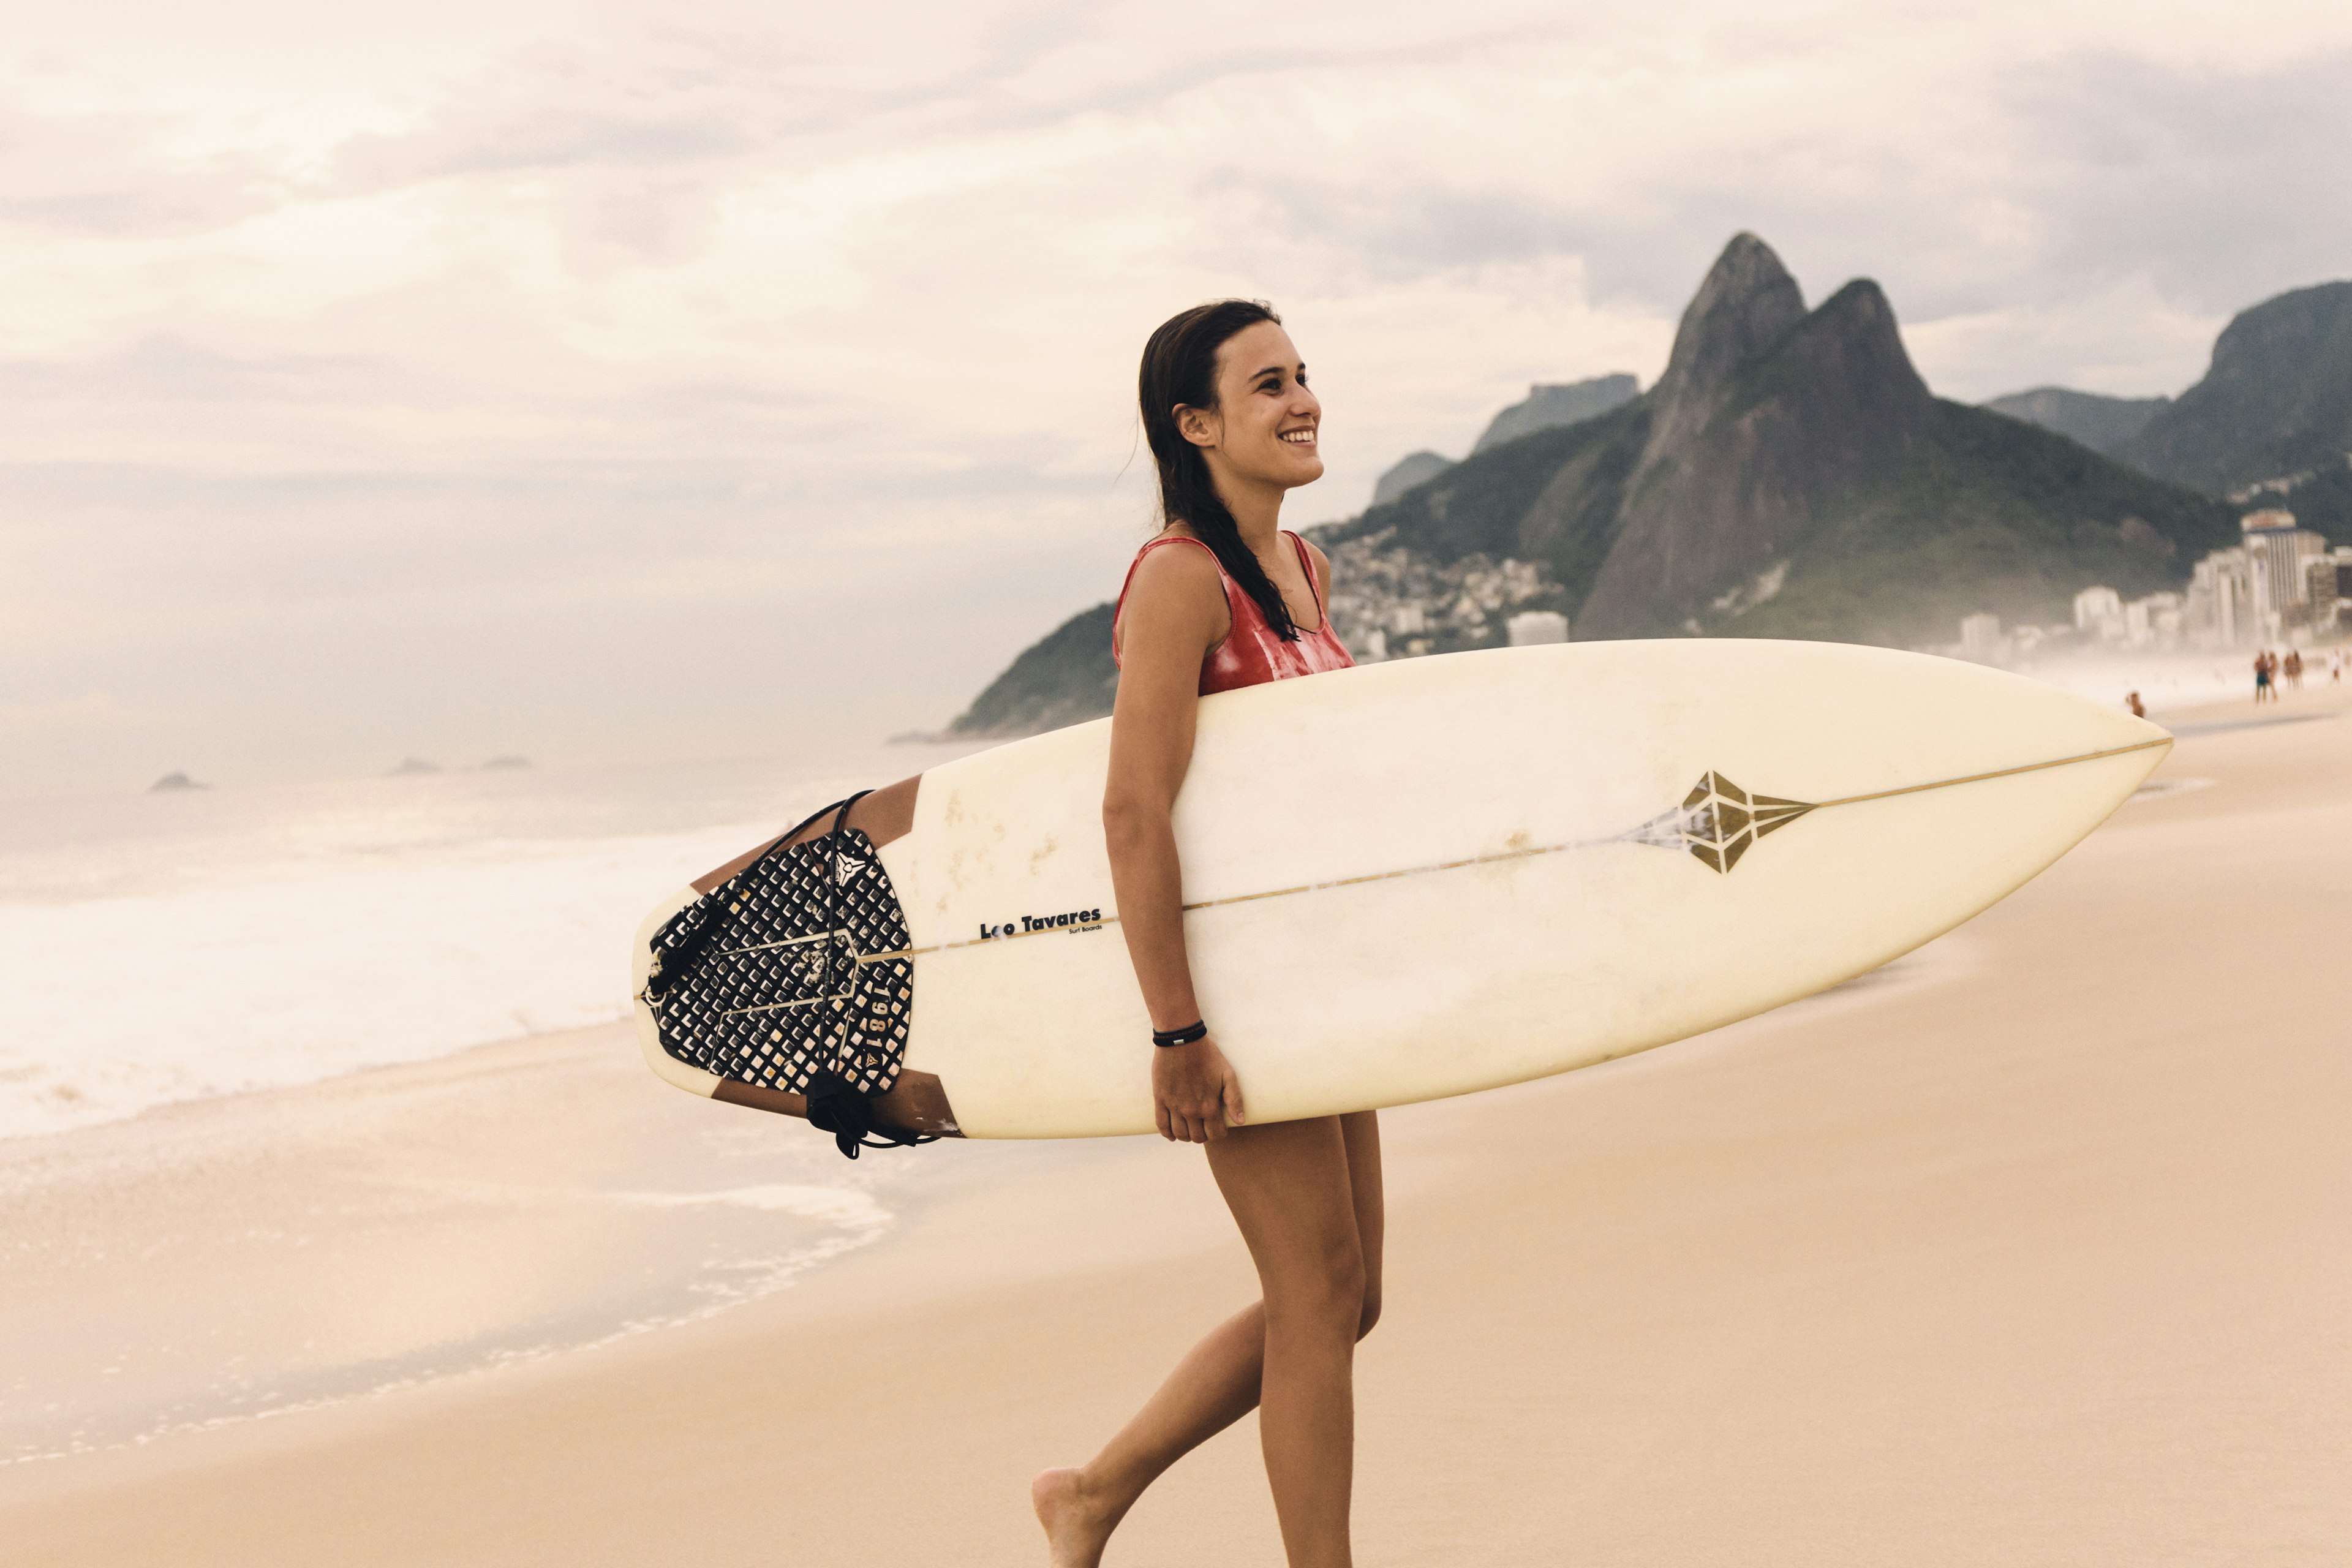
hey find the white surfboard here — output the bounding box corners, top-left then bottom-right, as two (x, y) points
(633, 640), (2168, 1139)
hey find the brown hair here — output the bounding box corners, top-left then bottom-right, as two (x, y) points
(1137, 300), (1299, 641)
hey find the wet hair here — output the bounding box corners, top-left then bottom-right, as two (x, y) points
(1137, 299), (1300, 641)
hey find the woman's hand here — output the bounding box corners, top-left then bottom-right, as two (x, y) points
(1152, 1036), (1246, 1143)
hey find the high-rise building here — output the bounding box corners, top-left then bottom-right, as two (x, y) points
(2184, 581), (2218, 643)
(2073, 584), (2122, 634)
(2310, 552), (2352, 636)
(2240, 510), (2329, 617)
(2190, 546), (2260, 647)
(2122, 591), (2183, 646)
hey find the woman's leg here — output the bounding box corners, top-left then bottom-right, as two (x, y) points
(1035, 1112), (1382, 1567)
(1211, 1114), (1365, 1568)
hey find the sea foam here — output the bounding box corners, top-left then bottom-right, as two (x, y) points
(0, 825), (760, 1141)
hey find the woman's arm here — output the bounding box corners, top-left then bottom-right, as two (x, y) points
(1104, 544), (1247, 1144)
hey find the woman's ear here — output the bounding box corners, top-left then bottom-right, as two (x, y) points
(1174, 403), (1221, 450)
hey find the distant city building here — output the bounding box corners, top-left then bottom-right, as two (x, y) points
(2188, 546), (2260, 647)
(2073, 584), (2123, 635)
(2008, 624), (2057, 657)
(1506, 611), (1569, 646)
(1959, 612), (2007, 663)
(2239, 510), (2333, 620)
(2309, 551), (2352, 637)
(2113, 590), (2185, 647)
(1319, 532), (1561, 663)
(2185, 519), (2341, 647)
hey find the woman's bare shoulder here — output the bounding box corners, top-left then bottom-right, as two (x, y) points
(1117, 535), (1227, 657)
(1125, 534), (1224, 599)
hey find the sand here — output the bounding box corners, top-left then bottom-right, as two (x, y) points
(3, 676), (2348, 1566)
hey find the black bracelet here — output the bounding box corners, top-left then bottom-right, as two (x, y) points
(1152, 1020), (1208, 1049)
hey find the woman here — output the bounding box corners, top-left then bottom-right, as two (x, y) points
(1031, 300), (1377, 1568)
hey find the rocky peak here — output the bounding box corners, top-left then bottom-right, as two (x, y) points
(2205, 281), (2352, 390)
(1636, 233), (1809, 475)
(1578, 271), (1938, 636)
(2122, 279), (2352, 492)
(1766, 279), (1936, 434)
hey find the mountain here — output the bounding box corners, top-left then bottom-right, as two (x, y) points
(1470, 374), (1640, 453)
(1321, 233), (2234, 644)
(1368, 375), (1642, 505)
(1982, 386), (2169, 456)
(2116, 280), (2352, 495)
(943, 601), (1117, 739)
(943, 233), (2239, 736)
(1982, 279), (2352, 535)
(1371, 450), (1455, 505)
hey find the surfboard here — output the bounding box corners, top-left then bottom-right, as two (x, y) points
(632, 639), (2169, 1140)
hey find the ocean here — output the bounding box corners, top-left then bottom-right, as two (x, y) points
(0, 737), (1005, 1463)
(0, 740), (982, 1144)
(0, 648), (2256, 1148)
(0, 655), (2257, 1462)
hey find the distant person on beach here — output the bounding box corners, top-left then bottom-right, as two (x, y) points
(2284, 649), (2304, 689)
(1033, 300), (1370, 1568)
(2254, 651), (2274, 704)
(2127, 692), (2146, 718)
(2332, 652), (2343, 684)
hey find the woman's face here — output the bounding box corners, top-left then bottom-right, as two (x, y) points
(1178, 320), (1323, 492)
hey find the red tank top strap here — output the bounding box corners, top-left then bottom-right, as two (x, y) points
(1111, 530), (1354, 693)
(1283, 530), (1327, 627)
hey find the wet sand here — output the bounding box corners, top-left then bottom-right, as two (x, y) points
(3, 678), (2348, 1566)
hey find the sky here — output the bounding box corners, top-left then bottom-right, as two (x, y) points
(6, 0), (2351, 790)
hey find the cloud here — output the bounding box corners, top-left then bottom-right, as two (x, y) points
(0, 101), (283, 238)
(7, 1), (2352, 788)
(2003, 48), (2352, 318)
(0, 336), (381, 404)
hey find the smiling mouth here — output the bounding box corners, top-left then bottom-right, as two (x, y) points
(1280, 428), (1317, 445)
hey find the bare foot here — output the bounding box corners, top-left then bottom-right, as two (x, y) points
(1032, 1466), (1119, 1568)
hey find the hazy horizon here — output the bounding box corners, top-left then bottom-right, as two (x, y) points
(7, 0), (2351, 793)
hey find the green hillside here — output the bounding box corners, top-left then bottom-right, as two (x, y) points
(940, 234), (2255, 739)
(1722, 404), (2236, 643)
(944, 601), (1117, 738)
(2120, 281), (2352, 494)
(1981, 386), (2168, 456)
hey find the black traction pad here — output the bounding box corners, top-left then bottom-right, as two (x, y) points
(644, 827), (914, 1098)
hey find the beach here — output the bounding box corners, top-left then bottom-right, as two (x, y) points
(3, 679), (2348, 1566)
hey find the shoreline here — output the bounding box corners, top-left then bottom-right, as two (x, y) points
(2, 679), (2347, 1562)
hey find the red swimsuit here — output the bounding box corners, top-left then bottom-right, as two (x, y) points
(1111, 532), (1355, 693)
